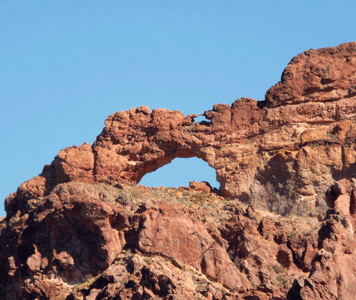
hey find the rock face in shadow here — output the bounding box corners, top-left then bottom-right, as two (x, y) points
(287, 179), (356, 300)
(2, 42), (356, 299)
(1, 182), (317, 299)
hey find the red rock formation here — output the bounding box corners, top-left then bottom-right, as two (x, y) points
(265, 42), (356, 107)
(288, 179), (356, 300)
(1, 181), (319, 299)
(189, 180), (212, 193)
(3, 42), (356, 299)
(8, 43), (356, 220)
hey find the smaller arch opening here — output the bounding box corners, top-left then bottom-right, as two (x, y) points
(193, 115), (210, 126)
(139, 157), (219, 191)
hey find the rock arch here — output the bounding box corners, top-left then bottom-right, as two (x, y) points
(9, 42), (356, 218)
(92, 104), (240, 193)
(91, 99), (270, 199)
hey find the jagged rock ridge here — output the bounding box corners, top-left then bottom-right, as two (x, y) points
(1, 42), (356, 299)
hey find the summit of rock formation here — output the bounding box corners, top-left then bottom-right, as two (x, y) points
(2, 42), (356, 299)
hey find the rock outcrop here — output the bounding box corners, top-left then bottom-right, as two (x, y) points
(8, 43), (356, 219)
(1, 182), (318, 299)
(2, 42), (356, 299)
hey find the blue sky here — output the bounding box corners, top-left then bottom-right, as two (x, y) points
(1, 1), (356, 216)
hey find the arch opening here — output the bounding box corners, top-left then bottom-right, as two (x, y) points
(193, 115), (210, 125)
(138, 157), (220, 191)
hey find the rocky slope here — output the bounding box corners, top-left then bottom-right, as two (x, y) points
(2, 42), (356, 299)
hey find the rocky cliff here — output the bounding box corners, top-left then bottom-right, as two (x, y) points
(2, 42), (356, 299)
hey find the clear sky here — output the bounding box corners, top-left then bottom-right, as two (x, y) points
(1, 1), (356, 217)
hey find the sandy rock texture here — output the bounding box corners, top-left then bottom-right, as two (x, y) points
(2, 42), (356, 299)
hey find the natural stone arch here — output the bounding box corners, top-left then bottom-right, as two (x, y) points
(91, 100), (268, 200)
(92, 105), (229, 190)
(10, 42), (356, 218)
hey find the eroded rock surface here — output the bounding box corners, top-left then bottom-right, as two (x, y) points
(0, 182), (320, 299)
(287, 179), (356, 300)
(2, 42), (356, 299)
(8, 42), (356, 219)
